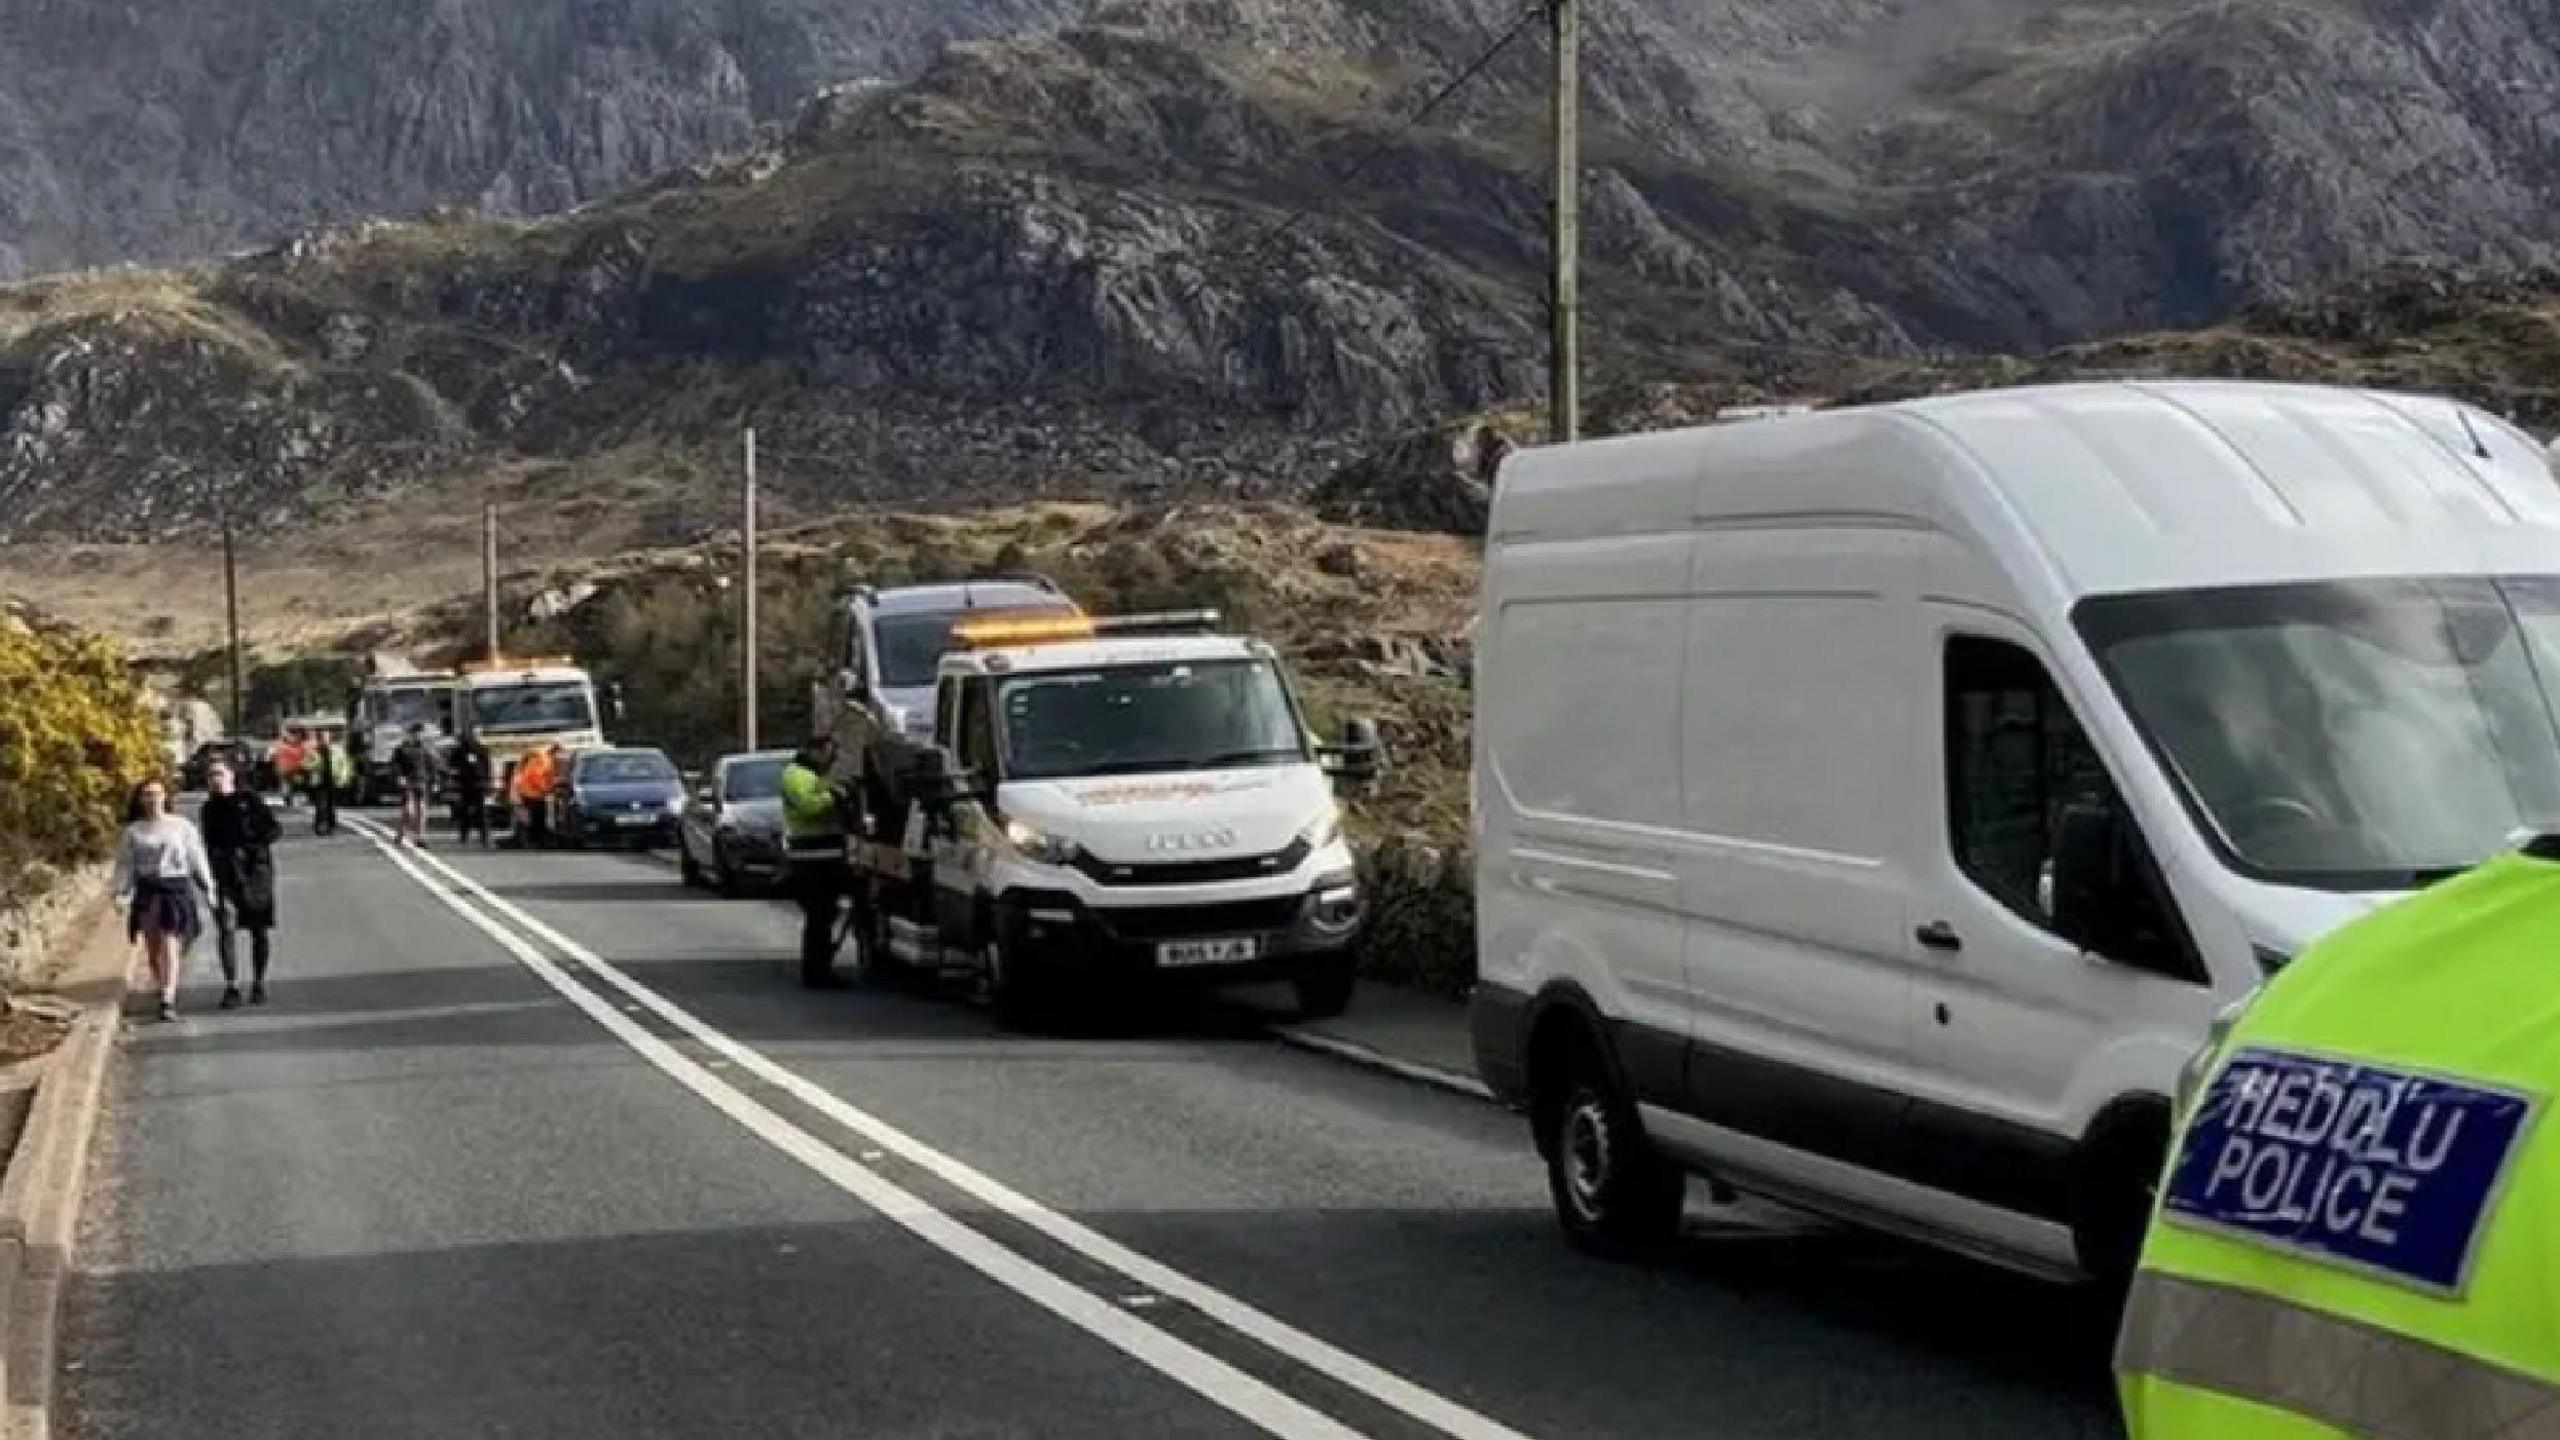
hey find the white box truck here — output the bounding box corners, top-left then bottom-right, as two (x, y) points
(1469, 380), (2560, 1281)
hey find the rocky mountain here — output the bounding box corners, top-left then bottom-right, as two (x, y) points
(1, 0), (2556, 545)
(0, 0), (1083, 278)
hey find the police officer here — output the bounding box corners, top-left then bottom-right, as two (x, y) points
(2118, 837), (2560, 1439)
(780, 734), (851, 990)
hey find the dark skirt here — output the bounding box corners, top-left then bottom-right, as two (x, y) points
(128, 878), (203, 947)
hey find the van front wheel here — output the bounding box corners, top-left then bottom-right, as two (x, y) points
(1546, 1070), (1684, 1258)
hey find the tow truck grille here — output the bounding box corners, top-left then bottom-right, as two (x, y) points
(1072, 838), (1312, 888)
(1094, 897), (1305, 941)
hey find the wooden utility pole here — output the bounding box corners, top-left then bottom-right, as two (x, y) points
(1548, 0), (1582, 444)
(482, 497), (502, 663)
(222, 516), (246, 736)
(741, 427), (760, 753)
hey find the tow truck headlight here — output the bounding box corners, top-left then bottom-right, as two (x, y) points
(1299, 811), (1345, 852)
(1309, 869), (1362, 932)
(1002, 816), (1081, 866)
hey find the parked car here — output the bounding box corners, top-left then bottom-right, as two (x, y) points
(678, 750), (792, 894)
(552, 747), (685, 849)
(1470, 380), (2560, 1283)
(182, 740), (259, 793)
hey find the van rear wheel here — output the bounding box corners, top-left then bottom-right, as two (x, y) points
(1545, 1061), (1684, 1258)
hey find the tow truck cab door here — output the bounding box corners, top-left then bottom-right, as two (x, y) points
(930, 675), (1001, 948)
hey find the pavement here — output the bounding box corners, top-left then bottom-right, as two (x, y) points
(1272, 985), (1490, 1101)
(57, 806), (2128, 1440)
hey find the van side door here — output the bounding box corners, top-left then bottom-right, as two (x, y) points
(1908, 620), (2205, 1243)
(1673, 532), (1925, 1182)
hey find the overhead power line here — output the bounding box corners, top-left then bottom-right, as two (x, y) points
(1164, 2), (1551, 314)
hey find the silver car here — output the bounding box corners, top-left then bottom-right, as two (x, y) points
(678, 750), (793, 895)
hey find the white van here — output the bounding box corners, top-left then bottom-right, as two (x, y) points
(1470, 380), (2560, 1281)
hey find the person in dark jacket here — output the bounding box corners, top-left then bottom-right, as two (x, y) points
(448, 726), (495, 848)
(199, 760), (282, 1008)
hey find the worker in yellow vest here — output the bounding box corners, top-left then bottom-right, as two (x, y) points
(2117, 837), (2560, 1439)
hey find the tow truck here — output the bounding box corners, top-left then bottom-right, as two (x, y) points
(814, 575), (1082, 798)
(346, 661), (458, 804)
(454, 656), (612, 805)
(846, 611), (1383, 1027)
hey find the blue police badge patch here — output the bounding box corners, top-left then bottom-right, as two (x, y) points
(2163, 1047), (2540, 1295)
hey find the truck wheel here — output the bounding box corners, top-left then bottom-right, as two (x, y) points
(849, 896), (903, 985)
(1292, 959), (1356, 1021)
(1541, 1044), (1684, 1258)
(2075, 1105), (2172, 1288)
(986, 935), (1050, 1032)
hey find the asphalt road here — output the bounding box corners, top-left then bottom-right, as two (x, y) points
(62, 805), (2128, 1440)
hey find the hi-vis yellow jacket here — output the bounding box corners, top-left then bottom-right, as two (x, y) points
(2119, 845), (2560, 1439)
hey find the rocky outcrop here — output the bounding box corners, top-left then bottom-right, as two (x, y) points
(0, 0), (1086, 278)
(4, 1), (2559, 543)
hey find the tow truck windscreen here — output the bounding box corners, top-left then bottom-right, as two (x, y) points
(473, 682), (597, 735)
(879, 607), (1074, 690)
(2082, 574), (2560, 890)
(998, 661), (1306, 781)
(371, 688), (451, 730)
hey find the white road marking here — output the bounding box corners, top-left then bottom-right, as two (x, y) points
(1269, 1029), (1497, 1103)
(351, 817), (1543, 1440)
(349, 822), (1371, 1440)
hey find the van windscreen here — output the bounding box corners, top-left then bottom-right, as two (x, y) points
(2079, 576), (2560, 890)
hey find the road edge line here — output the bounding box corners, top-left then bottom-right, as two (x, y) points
(369, 819), (1543, 1440)
(1268, 1026), (1496, 1104)
(348, 821), (1379, 1440)
(2, 906), (130, 1440)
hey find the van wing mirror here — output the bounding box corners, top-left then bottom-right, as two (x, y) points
(2051, 798), (2183, 975)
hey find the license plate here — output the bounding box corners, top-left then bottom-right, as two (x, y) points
(616, 813), (656, 826)
(1157, 937), (1260, 968)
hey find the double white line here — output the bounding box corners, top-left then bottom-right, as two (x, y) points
(343, 816), (1536, 1440)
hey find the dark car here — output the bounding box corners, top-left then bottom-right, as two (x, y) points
(678, 750), (791, 895)
(183, 740), (259, 793)
(553, 748), (685, 849)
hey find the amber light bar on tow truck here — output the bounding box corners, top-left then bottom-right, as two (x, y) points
(952, 610), (1223, 650)
(461, 655), (577, 676)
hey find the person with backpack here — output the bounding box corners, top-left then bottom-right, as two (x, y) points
(200, 760), (282, 1008)
(392, 725), (442, 848)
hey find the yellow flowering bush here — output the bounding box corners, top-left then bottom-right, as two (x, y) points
(0, 605), (160, 908)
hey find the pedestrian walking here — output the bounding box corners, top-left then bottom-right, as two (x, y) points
(780, 734), (851, 990)
(308, 734), (349, 837)
(273, 729), (308, 809)
(448, 727), (494, 848)
(199, 761), (281, 1008)
(114, 777), (216, 1022)
(392, 724), (441, 848)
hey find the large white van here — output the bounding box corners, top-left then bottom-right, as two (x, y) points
(1470, 381), (2560, 1281)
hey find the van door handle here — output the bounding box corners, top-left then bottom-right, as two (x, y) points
(1915, 921), (1963, 954)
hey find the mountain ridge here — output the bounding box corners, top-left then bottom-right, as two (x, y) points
(1, 0), (2556, 546)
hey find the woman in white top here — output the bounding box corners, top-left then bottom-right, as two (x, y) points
(113, 778), (216, 1021)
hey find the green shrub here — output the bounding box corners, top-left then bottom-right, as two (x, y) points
(0, 608), (159, 907)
